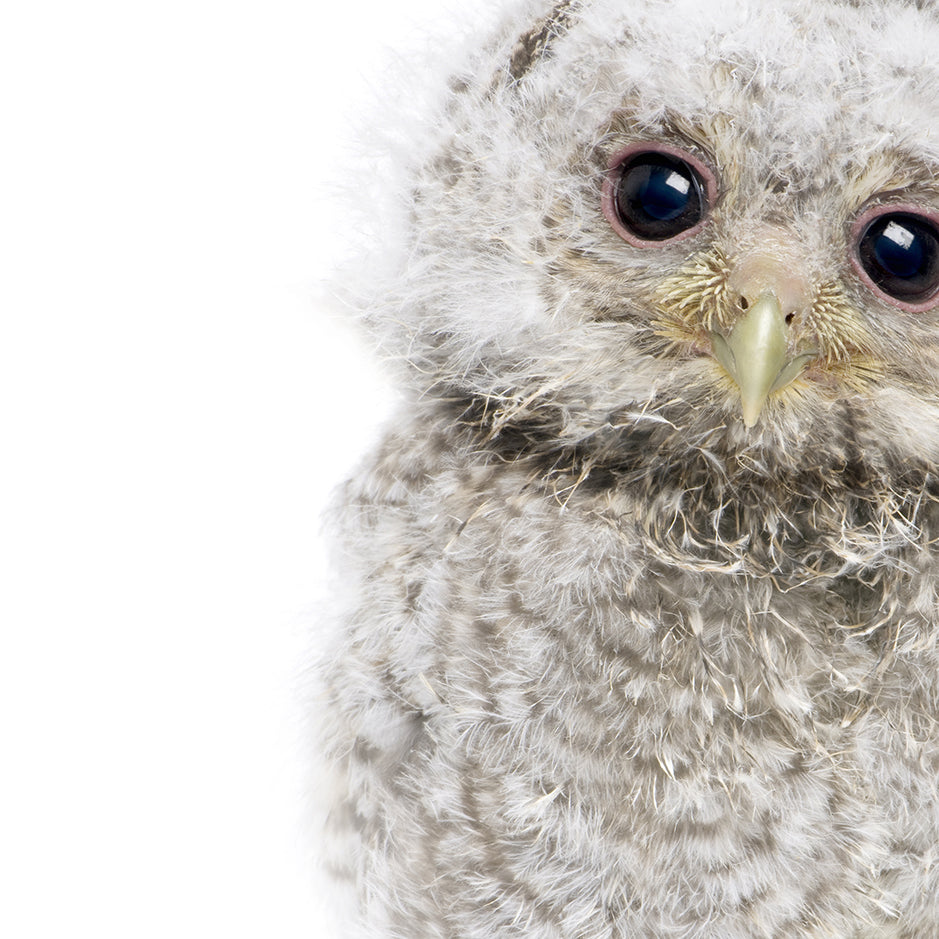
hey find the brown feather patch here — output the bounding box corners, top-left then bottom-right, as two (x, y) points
(507, 0), (581, 82)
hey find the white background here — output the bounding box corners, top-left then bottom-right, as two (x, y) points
(0, 1), (489, 935)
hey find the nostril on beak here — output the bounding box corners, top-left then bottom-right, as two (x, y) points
(739, 293), (797, 324)
(728, 243), (814, 324)
(739, 293), (797, 325)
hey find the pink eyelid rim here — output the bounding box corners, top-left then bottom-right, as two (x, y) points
(601, 142), (717, 247)
(850, 202), (939, 313)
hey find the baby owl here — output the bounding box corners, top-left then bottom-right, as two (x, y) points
(320, 0), (939, 935)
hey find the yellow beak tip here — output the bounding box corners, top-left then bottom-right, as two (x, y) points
(740, 395), (767, 428)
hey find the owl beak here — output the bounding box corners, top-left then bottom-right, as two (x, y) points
(709, 291), (815, 428)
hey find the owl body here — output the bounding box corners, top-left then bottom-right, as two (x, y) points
(322, 1), (939, 936)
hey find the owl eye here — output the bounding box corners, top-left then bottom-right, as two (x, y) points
(603, 145), (713, 246)
(853, 207), (939, 310)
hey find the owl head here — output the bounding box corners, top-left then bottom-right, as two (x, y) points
(364, 0), (939, 504)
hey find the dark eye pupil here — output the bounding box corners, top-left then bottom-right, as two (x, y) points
(858, 212), (939, 304)
(636, 166), (692, 220)
(614, 152), (704, 241)
(873, 221), (925, 278)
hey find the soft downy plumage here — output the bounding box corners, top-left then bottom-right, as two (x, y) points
(318, 1), (939, 935)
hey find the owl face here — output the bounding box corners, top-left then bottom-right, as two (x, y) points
(378, 0), (939, 484)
